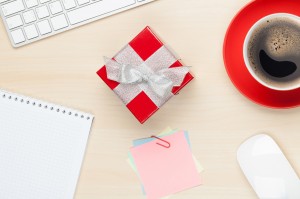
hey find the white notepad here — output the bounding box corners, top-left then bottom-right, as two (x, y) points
(0, 89), (94, 199)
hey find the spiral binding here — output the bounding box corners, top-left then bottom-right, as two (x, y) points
(1, 91), (91, 120)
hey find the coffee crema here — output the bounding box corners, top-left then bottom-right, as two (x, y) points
(246, 16), (300, 89)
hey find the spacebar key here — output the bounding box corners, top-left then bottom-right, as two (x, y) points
(67, 0), (136, 25)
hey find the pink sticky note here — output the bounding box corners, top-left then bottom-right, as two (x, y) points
(130, 131), (201, 199)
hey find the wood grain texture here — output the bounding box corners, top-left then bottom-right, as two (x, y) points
(1, 0), (300, 198)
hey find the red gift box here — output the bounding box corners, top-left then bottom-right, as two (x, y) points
(97, 27), (194, 124)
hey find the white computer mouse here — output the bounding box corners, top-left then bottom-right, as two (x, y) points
(237, 134), (300, 199)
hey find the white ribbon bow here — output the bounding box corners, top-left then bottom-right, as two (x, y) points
(104, 57), (190, 98)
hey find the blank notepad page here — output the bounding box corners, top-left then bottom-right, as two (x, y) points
(0, 89), (94, 199)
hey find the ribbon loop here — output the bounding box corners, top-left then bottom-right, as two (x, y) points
(104, 57), (190, 98)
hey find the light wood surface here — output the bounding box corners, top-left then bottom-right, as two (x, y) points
(1, 0), (300, 198)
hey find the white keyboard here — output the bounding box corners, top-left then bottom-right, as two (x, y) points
(0, 0), (155, 47)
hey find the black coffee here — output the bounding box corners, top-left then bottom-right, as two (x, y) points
(259, 50), (297, 78)
(247, 15), (300, 88)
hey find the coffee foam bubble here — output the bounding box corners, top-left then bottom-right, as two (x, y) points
(246, 16), (300, 89)
(265, 22), (300, 57)
(249, 18), (300, 61)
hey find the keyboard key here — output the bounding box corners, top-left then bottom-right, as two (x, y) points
(6, 15), (23, 29)
(37, 19), (51, 35)
(0, 0), (10, 4)
(67, 0), (136, 25)
(40, 0), (50, 3)
(76, 0), (89, 6)
(24, 24), (38, 39)
(62, 0), (76, 10)
(49, 1), (63, 14)
(36, 5), (49, 19)
(24, 0), (38, 8)
(11, 28), (25, 44)
(1, 0), (25, 17)
(50, 14), (68, 31)
(23, 10), (36, 23)
(0, 0), (9, 3)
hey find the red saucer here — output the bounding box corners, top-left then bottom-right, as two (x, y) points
(223, 0), (300, 108)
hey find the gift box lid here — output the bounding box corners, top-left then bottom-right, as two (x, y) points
(97, 26), (194, 124)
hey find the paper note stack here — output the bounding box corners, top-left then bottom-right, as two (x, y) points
(127, 128), (203, 199)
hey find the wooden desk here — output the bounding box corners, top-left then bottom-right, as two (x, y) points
(1, 0), (300, 198)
